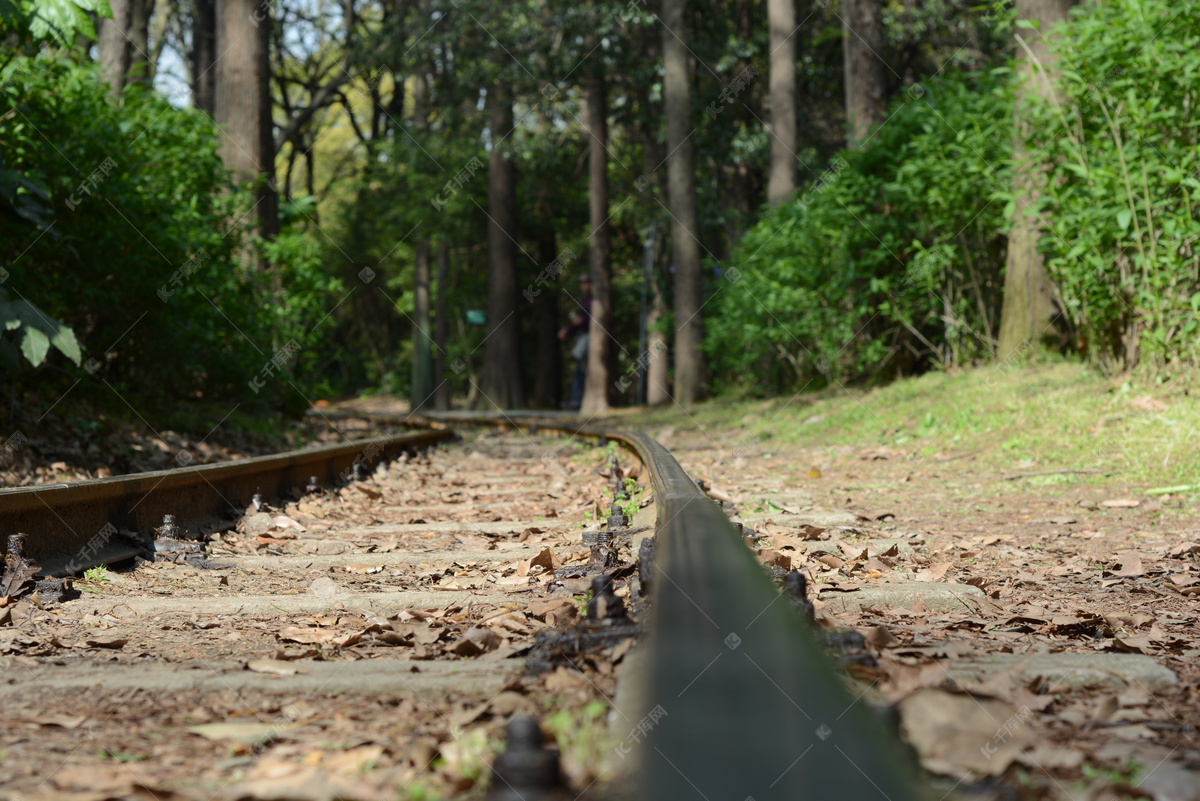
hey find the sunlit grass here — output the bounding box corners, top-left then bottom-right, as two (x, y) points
(625, 358), (1200, 492)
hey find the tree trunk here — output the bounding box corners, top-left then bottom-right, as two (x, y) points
(145, 0), (171, 82)
(533, 228), (562, 409)
(646, 224), (670, 405)
(433, 240), (451, 410)
(412, 242), (434, 410)
(842, 0), (885, 147)
(191, 0), (216, 113)
(997, 0), (1076, 360)
(662, 0), (705, 405)
(214, 0), (278, 241)
(411, 65), (433, 410)
(580, 75), (612, 415)
(98, 0), (152, 94)
(767, 0), (796, 203)
(480, 82), (525, 410)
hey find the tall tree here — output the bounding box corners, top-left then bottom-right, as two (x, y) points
(412, 242), (434, 409)
(766, 0), (796, 203)
(97, 0), (152, 94)
(434, 240), (451, 411)
(214, 0), (277, 239)
(997, 0), (1076, 359)
(480, 82), (525, 409)
(533, 227), (561, 409)
(841, 0), (885, 146)
(190, 0), (216, 113)
(411, 65), (434, 410)
(662, 0), (705, 404)
(580, 73), (612, 415)
(646, 225), (670, 405)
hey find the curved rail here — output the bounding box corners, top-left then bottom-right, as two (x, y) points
(0, 429), (452, 575)
(383, 409), (929, 799)
(8, 407), (926, 798)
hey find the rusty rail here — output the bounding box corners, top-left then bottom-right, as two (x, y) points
(0, 428), (452, 575)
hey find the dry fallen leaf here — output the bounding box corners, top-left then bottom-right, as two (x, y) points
(529, 547), (560, 571)
(273, 514), (307, 532)
(187, 722), (288, 745)
(1111, 552), (1144, 578)
(247, 658), (308, 676)
(1100, 499), (1140, 508)
(85, 637), (127, 649)
(899, 689), (1034, 777)
(277, 626), (362, 648)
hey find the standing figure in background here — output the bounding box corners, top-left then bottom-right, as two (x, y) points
(558, 274), (593, 410)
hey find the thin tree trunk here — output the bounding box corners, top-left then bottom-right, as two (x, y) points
(581, 74), (612, 415)
(411, 65), (433, 410)
(98, 0), (152, 94)
(767, 0), (796, 203)
(191, 0), (216, 113)
(997, 0), (1076, 360)
(533, 228), (562, 409)
(646, 224), (670, 405)
(145, 0), (171, 82)
(215, 0), (277, 241)
(662, 0), (705, 404)
(842, 0), (885, 147)
(434, 240), (451, 410)
(480, 82), (525, 410)
(412, 242), (434, 410)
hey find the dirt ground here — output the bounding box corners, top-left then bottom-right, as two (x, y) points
(0, 430), (638, 801)
(650, 417), (1200, 801)
(2, 381), (1199, 800)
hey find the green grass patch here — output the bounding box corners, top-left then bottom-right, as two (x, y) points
(627, 359), (1200, 490)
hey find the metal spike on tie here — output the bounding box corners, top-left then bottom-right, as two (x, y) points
(306, 475), (320, 494)
(252, 492), (263, 512)
(486, 716), (563, 800)
(161, 514), (180, 539)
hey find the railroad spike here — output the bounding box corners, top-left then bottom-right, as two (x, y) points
(486, 716), (564, 800)
(160, 514), (180, 539)
(587, 573), (626, 624)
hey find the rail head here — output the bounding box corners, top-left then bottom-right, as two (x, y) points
(610, 429), (928, 801)
(0, 428), (453, 573)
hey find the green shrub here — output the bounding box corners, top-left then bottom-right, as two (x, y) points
(0, 53), (340, 414)
(707, 70), (1011, 395)
(1029, 0), (1200, 372)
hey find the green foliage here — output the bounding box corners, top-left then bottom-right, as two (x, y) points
(1, 0), (112, 45)
(0, 53), (340, 414)
(707, 70), (1011, 394)
(1027, 0), (1200, 372)
(83, 565), (110, 582)
(0, 287), (81, 371)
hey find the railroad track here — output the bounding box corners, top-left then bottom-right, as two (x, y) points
(0, 417), (924, 801)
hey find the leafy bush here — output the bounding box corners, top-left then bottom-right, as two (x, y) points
(1029, 0), (1200, 372)
(707, 70), (1011, 395)
(0, 51), (340, 414)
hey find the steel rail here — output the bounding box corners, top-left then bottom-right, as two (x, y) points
(0, 429), (452, 576)
(350, 409), (929, 800)
(12, 403), (927, 797)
